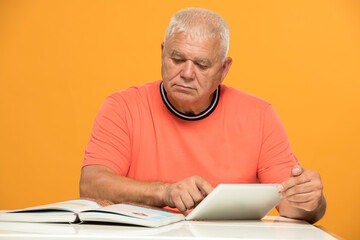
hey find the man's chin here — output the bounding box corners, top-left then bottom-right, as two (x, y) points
(168, 92), (197, 104)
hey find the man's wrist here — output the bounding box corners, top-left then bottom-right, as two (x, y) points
(143, 181), (170, 207)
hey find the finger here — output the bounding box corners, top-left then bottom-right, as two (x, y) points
(291, 165), (304, 177)
(194, 177), (213, 196)
(279, 172), (311, 192)
(173, 194), (187, 212)
(285, 191), (314, 203)
(180, 192), (195, 210)
(200, 188), (207, 197)
(283, 181), (315, 198)
(188, 186), (206, 206)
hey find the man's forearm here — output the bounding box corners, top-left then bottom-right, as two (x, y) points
(79, 165), (213, 212)
(277, 194), (327, 224)
(79, 165), (169, 206)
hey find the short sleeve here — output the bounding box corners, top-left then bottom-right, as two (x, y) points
(82, 95), (131, 176)
(257, 105), (298, 183)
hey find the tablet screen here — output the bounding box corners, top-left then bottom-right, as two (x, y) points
(185, 184), (282, 220)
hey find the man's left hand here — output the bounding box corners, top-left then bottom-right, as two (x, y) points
(277, 165), (324, 212)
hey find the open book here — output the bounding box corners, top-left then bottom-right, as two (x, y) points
(0, 199), (185, 228)
(0, 184), (281, 227)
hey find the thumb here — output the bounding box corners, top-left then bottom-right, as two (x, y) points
(291, 165), (304, 177)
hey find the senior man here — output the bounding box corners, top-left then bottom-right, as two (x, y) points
(80, 8), (326, 223)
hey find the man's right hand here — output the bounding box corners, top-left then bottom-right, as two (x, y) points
(80, 165), (213, 212)
(161, 176), (213, 212)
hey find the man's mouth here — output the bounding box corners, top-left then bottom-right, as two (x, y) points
(175, 84), (194, 90)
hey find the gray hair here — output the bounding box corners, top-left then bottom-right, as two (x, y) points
(164, 8), (230, 61)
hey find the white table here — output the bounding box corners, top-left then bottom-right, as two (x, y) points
(0, 216), (340, 240)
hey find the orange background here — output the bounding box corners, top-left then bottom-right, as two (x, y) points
(0, 0), (359, 239)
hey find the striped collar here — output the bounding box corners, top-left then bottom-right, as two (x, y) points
(160, 82), (220, 121)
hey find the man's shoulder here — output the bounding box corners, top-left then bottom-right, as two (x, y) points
(109, 81), (161, 101)
(220, 84), (271, 107)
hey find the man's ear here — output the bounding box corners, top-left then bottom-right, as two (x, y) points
(220, 57), (233, 83)
(161, 42), (165, 57)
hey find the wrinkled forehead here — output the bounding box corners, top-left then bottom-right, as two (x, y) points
(164, 32), (223, 61)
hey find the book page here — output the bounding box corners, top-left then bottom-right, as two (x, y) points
(10, 199), (110, 213)
(90, 204), (177, 220)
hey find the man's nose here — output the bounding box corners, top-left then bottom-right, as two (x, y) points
(180, 60), (195, 80)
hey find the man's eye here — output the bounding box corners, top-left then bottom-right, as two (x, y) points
(196, 63), (208, 70)
(172, 59), (185, 64)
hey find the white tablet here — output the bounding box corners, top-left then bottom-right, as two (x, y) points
(185, 184), (282, 220)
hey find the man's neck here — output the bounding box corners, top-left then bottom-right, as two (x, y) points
(167, 93), (215, 116)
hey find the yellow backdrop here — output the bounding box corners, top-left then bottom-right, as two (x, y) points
(0, 0), (359, 239)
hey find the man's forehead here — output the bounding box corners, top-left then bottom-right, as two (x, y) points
(166, 34), (221, 63)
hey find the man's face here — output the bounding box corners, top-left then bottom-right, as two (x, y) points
(161, 32), (232, 113)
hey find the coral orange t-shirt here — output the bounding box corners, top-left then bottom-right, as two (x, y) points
(83, 81), (298, 187)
